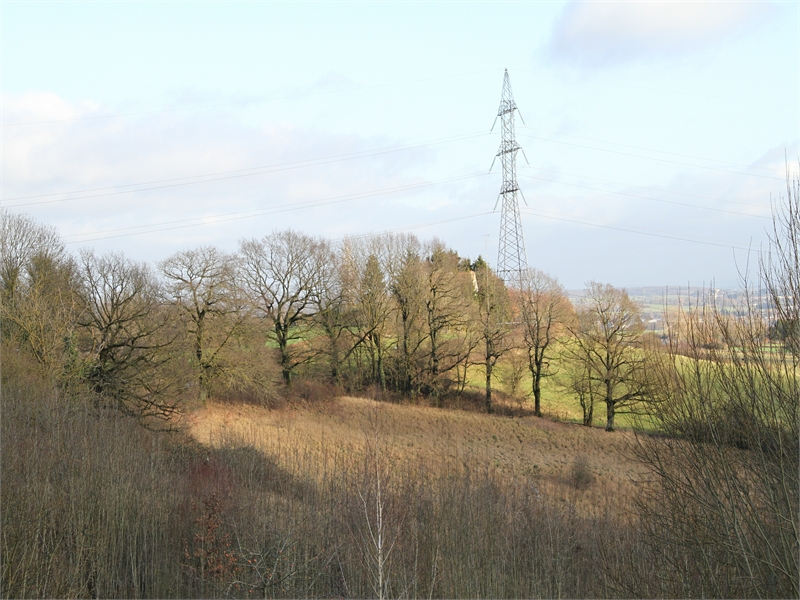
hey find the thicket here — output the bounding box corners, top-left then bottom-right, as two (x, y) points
(0, 357), (639, 598)
(2, 169), (798, 597)
(627, 173), (800, 598)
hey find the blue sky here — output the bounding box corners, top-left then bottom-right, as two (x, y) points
(2, 1), (798, 288)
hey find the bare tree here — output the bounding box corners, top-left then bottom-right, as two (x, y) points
(474, 258), (514, 414)
(0, 214), (79, 379)
(239, 231), (323, 386)
(518, 268), (573, 417)
(419, 241), (474, 402)
(313, 238), (396, 389)
(764, 164), (800, 359)
(357, 254), (393, 390)
(0, 212), (78, 379)
(561, 359), (597, 426)
(336, 237), (397, 391)
(76, 250), (179, 423)
(567, 282), (648, 432)
(160, 247), (244, 401)
(353, 406), (404, 600)
(310, 240), (349, 384)
(0, 210), (65, 302)
(387, 240), (426, 394)
(628, 172), (799, 598)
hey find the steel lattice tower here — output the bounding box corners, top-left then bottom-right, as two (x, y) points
(492, 69), (528, 290)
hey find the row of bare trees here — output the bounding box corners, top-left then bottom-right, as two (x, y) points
(1, 210), (660, 428)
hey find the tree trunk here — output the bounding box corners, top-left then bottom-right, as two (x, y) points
(532, 360), (542, 417)
(377, 340), (386, 392)
(456, 361), (467, 393)
(581, 393), (593, 426)
(327, 331), (340, 385)
(276, 322), (292, 385)
(282, 367), (292, 385)
(485, 350), (494, 414)
(528, 350), (543, 417)
(430, 330), (439, 378)
(198, 354), (212, 402)
(280, 345), (292, 385)
(322, 316), (341, 385)
(605, 399), (615, 432)
(401, 313), (412, 393)
(195, 317), (208, 401)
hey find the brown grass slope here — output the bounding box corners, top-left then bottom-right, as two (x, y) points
(188, 395), (643, 507)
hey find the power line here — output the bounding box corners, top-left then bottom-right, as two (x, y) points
(521, 165), (770, 210)
(4, 131), (491, 207)
(511, 68), (797, 109)
(62, 172), (489, 243)
(520, 126), (785, 175)
(58, 174), (762, 255)
(520, 207), (754, 251)
(521, 174), (771, 219)
(2, 68), (500, 127)
(68, 202), (758, 253)
(330, 211), (494, 244)
(518, 133), (785, 181)
(7, 87), (786, 216)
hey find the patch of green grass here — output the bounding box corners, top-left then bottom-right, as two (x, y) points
(464, 352), (661, 432)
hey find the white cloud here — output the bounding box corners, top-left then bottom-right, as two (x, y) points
(0, 92), (467, 265)
(2, 91), (99, 126)
(546, 0), (776, 68)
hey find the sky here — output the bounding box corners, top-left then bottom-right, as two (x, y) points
(2, 1), (798, 289)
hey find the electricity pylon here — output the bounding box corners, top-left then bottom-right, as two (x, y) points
(490, 69), (528, 290)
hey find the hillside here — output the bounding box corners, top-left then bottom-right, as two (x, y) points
(188, 395), (644, 502)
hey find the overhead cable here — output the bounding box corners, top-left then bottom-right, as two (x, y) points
(5, 131), (491, 207)
(520, 126), (785, 175)
(63, 172), (489, 243)
(330, 212), (494, 244)
(521, 165), (770, 210)
(518, 133), (785, 181)
(520, 208), (753, 251)
(522, 174), (771, 219)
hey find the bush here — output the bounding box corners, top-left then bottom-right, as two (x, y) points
(569, 455), (595, 491)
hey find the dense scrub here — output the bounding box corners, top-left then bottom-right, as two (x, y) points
(1, 351), (637, 598)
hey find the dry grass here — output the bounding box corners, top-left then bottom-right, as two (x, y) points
(188, 394), (643, 508)
(180, 393), (655, 597)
